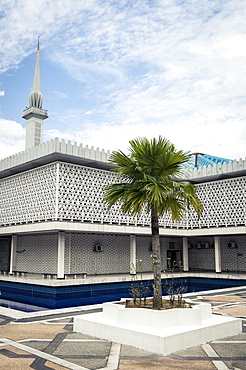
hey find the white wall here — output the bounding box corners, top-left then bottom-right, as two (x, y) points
(16, 233), (58, 273)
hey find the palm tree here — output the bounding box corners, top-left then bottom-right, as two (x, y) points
(104, 136), (202, 309)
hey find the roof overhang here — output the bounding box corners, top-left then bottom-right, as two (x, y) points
(0, 152), (115, 179)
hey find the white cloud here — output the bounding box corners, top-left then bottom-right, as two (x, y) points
(44, 114), (246, 160)
(1, 0), (246, 160)
(0, 0), (98, 72)
(0, 119), (25, 158)
(0, 91), (5, 96)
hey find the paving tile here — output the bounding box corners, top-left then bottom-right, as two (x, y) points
(0, 323), (66, 341)
(0, 346), (34, 370)
(120, 344), (158, 358)
(66, 356), (107, 369)
(66, 332), (101, 340)
(174, 345), (209, 358)
(211, 342), (246, 358)
(224, 360), (246, 370)
(22, 340), (50, 351)
(53, 340), (111, 356)
(118, 357), (216, 369)
(214, 305), (246, 316)
(218, 333), (246, 341)
(204, 295), (246, 303)
(44, 361), (70, 370)
(0, 287), (246, 370)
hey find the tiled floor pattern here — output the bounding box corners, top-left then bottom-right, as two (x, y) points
(0, 288), (246, 370)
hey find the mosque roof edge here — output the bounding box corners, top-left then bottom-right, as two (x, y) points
(0, 138), (113, 178)
(0, 138), (246, 182)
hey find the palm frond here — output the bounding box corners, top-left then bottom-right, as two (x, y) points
(104, 136), (203, 221)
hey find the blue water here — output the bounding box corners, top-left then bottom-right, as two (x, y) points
(0, 298), (46, 312)
(0, 277), (245, 312)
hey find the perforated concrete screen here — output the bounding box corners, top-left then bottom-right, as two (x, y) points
(64, 232), (130, 275)
(16, 233), (58, 273)
(56, 162), (246, 229)
(0, 161), (245, 229)
(191, 177), (246, 228)
(0, 163), (57, 225)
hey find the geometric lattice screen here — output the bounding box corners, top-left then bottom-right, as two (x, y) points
(16, 233), (58, 273)
(64, 232), (130, 275)
(1, 161), (246, 229)
(0, 163), (56, 225)
(190, 177), (246, 228)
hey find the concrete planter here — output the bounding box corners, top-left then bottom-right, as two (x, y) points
(104, 299), (211, 328)
(74, 299), (242, 355)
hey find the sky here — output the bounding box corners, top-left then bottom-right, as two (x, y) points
(1, 0), (246, 160)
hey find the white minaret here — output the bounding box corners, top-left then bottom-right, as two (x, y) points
(22, 37), (48, 150)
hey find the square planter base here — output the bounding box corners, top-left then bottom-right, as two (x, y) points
(74, 300), (242, 356)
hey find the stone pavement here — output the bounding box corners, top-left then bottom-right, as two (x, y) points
(0, 286), (245, 370)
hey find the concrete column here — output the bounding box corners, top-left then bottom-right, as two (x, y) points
(182, 236), (189, 272)
(214, 236), (221, 273)
(55, 162), (60, 220)
(57, 231), (65, 279)
(130, 235), (136, 274)
(162, 247), (167, 270)
(9, 235), (17, 274)
(68, 232), (71, 274)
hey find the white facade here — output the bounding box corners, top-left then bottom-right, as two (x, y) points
(0, 140), (246, 277)
(1, 146), (246, 229)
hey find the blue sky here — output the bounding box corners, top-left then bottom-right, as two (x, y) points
(1, 0), (246, 160)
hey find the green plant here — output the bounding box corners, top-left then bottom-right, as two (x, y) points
(104, 136), (202, 309)
(176, 285), (187, 306)
(164, 258), (187, 308)
(129, 283), (140, 306)
(137, 259), (151, 305)
(129, 259), (150, 306)
(129, 262), (140, 306)
(141, 285), (151, 305)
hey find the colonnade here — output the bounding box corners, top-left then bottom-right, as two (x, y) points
(8, 232), (223, 278)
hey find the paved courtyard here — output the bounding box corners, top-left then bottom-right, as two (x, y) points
(0, 286), (245, 370)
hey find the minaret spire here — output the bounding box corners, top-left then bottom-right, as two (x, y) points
(29, 36), (42, 108)
(22, 37), (48, 150)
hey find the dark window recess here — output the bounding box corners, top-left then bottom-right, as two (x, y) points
(0, 237), (11, 271)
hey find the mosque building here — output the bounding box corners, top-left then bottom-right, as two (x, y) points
(0, 41), (246, 283)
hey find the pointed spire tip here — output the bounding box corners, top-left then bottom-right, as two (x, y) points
(37, 36), (40, 50)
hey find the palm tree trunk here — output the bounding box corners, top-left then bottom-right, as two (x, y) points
(151, 207), (162, 309)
